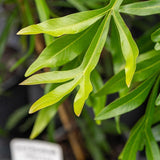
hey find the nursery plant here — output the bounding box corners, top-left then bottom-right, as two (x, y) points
(2, 0), (160, 159)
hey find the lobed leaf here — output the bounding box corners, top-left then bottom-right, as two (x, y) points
(26, 13), (111, 115)
(113, 10), (139, 87)
(95, 73), (157, 120)
(73, 13), (111, 116)
(25, 23), (99, 77)
(74, 75), (92, 116)
(17, 5), (110, 37)
(80, 13), (111, 72)
(29, 78), (80, 113)
(120, 0), (160, 16)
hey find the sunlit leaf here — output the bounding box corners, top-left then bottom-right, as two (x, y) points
(29, 78), (79, 113)
(17, 5), (110, 37)
(113, 10), (139, 87)
(25, 22), (100, 77)
(74, 74), (92, 116)
(20, 68), (80, 85)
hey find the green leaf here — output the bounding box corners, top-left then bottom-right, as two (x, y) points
(152, 107), (160, 124)
(155, 93), (160, 106)
(119, 118), (144, 160)
(95, 70), (126, 96)
(136, 50), (160, 63)
(74, 74), (92, 116)
(0, 10), (17, 59)
(27, 13), (111, 115)
(154, 42), (160, 51)
(80, 13), (111, 73)
(10, 36), (35, 71)
(35, 0), (53, 45)
(17, 5), (110, 37)
(151, 28), (160, 42)
(119, 0), (160, 16)
(145, 129), (160, 160)
(144, 75), (160, 127)
(20, 68), (80, 85)
(113, 10), (139, 87)
(29, 78), (79, 113)
(73, 13), (111, 116)
(95, 50), (160, 96)
(90, 70), (106, 117)
(30, 103), (59, 139)
(110, 18), (124, 74)
(133, 54), (160, 82)
(25, 22), (100, 77)
(152, 124), (160, 142)
(95, 73), (157, 120)
(5, 105), (29, 130)
(67, 0), (88, 11)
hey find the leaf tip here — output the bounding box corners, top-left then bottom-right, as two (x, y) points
(75, 111), (81, 117)
(126, 81), (131, 88)
(19, 79), (30, 85)
(17, 28), (27, 35)
(29, 107), (35, 114)
(29, 134), (34, 140)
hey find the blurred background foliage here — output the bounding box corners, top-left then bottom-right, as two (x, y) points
(0, 0), (159, 160)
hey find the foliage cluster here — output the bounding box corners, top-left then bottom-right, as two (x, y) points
(1, 0), (160, 159)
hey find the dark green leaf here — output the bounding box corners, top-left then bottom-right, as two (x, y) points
(120, 0), (160, 16)
(145, 129), (160, 160)
(95, 73), (157, 120)
(152, 28), (160, 42)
